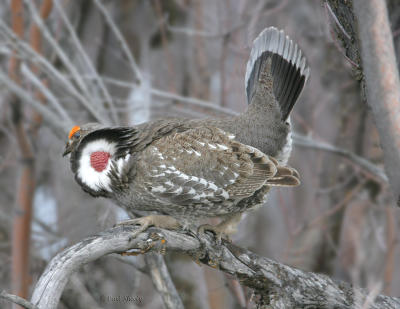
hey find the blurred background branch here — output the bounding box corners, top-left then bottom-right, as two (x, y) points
(352, 0), (400, 206)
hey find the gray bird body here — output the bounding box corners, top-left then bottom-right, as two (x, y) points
(64, 27), (309, 225)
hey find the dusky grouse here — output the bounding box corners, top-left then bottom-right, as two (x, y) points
(63, 27), (309, 240)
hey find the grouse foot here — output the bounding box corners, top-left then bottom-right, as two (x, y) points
(198, 213), (242, 243)
(117, 215), (181, 238)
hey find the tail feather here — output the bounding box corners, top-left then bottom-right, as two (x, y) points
(245, 27), (310, 121)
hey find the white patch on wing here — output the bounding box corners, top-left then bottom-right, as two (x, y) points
(153, 147), (164, 159)
(172, 187), (183, 194)
(221, 190), (230, 199)
(152, 167), (230, 201)
(217, 144), (229, 150)
(77, 139), (117, 192)
(152, 185), (166, 193)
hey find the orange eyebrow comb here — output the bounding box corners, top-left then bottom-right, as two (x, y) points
(68, 126), (81, 139)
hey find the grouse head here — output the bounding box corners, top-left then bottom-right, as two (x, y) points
(63, 123), (137, 197)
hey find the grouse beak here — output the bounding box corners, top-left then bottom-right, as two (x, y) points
(63, 141), (73, 157)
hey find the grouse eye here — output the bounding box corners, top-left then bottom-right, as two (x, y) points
(68, 125), (81, 140)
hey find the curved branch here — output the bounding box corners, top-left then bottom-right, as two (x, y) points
(0, 291), (39, 309)
(31, 226), (400, 309)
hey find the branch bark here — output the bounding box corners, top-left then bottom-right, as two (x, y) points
(31, 226), (400, 309)
(0, 291), (39, 309)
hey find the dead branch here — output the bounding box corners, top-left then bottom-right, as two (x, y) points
(53, 0), (119, 125)
(93, 0), (142, 84)
(0, 290), (39, 309)
(31, 226), (400, 309)
(292, 133), (388, 183)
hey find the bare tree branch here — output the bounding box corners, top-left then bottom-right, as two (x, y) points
(93, 0), (142, 84)
(293, 133), (388, 183)
(0, 290), (39, 309)
(52, 0), (119, 125)
(353, 0), (400, 206)
(31, 226), (400, 309)
(21, 64), (73, 124)
(0, 20), (105, 124)
(23, 0), (110, 124)
(0, 72), (69, 138)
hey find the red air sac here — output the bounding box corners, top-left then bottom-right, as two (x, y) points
(90, 151), (111, 172)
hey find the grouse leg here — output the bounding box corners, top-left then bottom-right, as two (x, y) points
(117, 215), (182, 238)
(198, 213), (242, 243)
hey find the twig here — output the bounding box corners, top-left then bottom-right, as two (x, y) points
(293, 179), (365, 236)
(0, 290), (39, 309)
(30, 225), (400, 309)
(0, 20), (106, 123)
(53, 0), (119, 124)
(23, 0), (104, 120)
(93, 0), (142, 84)
(292, 133), (388, 183)
(21, 64), (73, 124)
(0, 72), (68, 138)
(325, 1), (351, 40)
(167, 22), (244, 39)
(83, 75), (239, 116)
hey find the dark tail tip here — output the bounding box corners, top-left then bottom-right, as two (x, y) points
(245, 27), (310, 121)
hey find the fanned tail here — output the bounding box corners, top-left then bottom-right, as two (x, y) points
(245, 27), (310, 121)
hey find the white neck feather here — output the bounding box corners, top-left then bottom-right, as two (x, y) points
(77, 139), (117, 192)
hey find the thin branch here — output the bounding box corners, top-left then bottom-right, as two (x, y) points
(292, 133), (388, 183)
(23, 0), (110, 124)
(0, 20), (106, 123)
(31, 226), (400, 309)
(0, 72), (69, 138)
(21, 64), (72, 124)
(325, 1), (351, 40)
(0, 291), (39, 309)
(166, 22), (244, 39)
(93, 0), (142, 84)
(83, 75), (239, 116)
(52, 0), (119, 124)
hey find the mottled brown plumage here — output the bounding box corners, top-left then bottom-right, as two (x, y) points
(63, 27), (308, 237)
